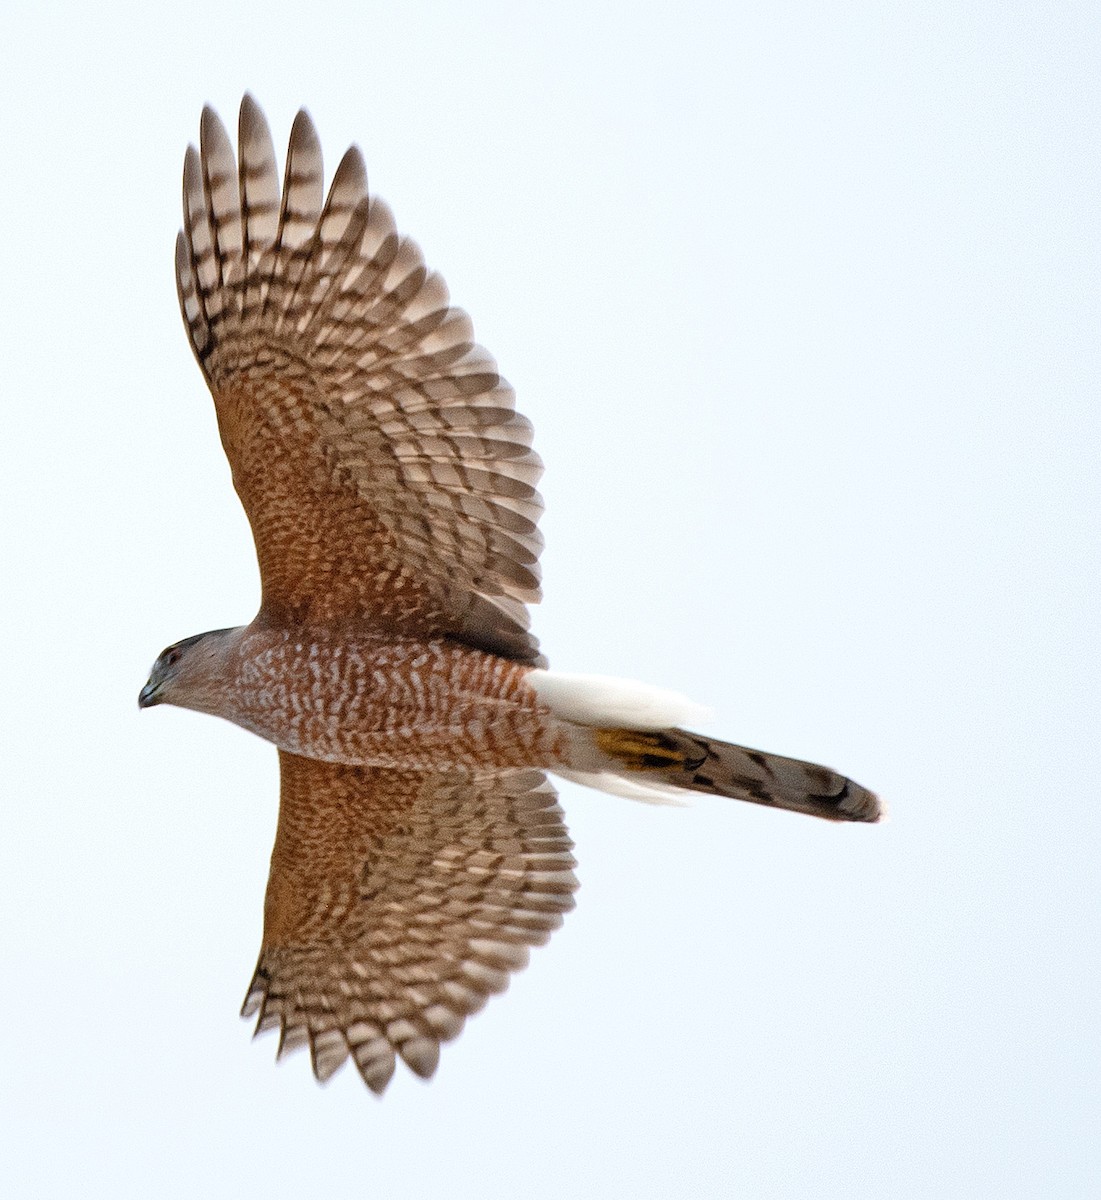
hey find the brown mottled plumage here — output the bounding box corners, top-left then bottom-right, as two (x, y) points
(140, 96), (880, 1096)
(244, 759), (574, 1090)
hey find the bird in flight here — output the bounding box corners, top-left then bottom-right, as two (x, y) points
(140, 95), (880, 1095)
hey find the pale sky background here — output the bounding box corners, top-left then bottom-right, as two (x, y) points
(1, 2), (1097, 1197)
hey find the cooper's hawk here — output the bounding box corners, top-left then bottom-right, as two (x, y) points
(139, 96), (880, 1095)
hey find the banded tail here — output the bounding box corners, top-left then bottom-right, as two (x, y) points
(528, 670), (881, 823)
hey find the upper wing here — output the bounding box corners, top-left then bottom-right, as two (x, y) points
(242, 751), (578, 1093)
(176, 97), (545, 663)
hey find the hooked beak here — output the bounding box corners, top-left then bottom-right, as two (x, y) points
(138, 681), (161, 709)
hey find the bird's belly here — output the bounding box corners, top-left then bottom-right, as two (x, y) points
(227, 631), (563, 771)
(252, 712), (557, 771)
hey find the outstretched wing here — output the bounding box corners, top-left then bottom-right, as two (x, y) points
(242, 752), (578, 1093)
(176, 96), (545, 663)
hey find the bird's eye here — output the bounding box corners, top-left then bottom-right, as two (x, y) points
(164, 648), (182, 667)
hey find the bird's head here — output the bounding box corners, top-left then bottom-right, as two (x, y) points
(138, 628), (238, 712)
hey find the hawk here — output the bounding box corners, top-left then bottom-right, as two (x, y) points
(139, 96), (880, 1095)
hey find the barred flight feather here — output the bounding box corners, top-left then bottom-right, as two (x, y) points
(177, 96), (545, 662)
(241, 755), (577, 1093)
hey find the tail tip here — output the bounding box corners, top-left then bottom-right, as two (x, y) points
(839, 780), (884, 823)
